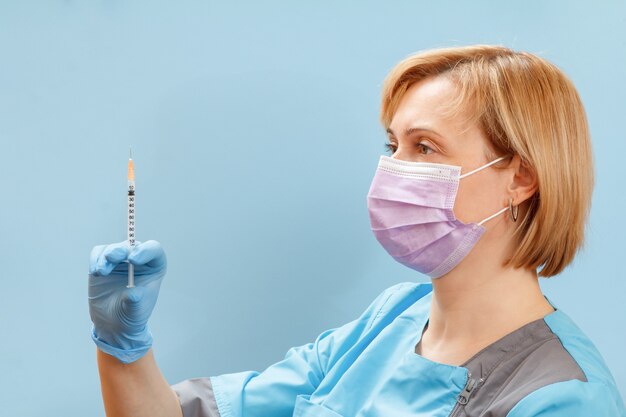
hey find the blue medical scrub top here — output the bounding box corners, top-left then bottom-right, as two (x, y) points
(172, 282), (626, 417)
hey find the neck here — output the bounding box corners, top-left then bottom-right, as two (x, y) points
(424, 230), (555, 351)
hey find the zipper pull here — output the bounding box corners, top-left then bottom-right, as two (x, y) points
(457, 374), (478, 405)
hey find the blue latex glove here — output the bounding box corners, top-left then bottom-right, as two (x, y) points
(88, 240), (166, 364)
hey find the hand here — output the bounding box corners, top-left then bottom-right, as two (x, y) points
(88, 240), (167, 364)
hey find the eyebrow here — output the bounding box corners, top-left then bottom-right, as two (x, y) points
(386, 126), (445, 139)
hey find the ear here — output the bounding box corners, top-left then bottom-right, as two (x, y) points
(506, 154), (538, 206)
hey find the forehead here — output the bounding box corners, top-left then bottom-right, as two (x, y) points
(389, 76), (480, 142)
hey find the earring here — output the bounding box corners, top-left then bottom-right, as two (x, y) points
(509, 198), (519, 222)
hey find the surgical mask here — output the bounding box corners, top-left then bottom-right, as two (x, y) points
(367, 155), (509, 278)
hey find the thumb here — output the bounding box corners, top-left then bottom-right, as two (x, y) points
(120, 286), (145, 318)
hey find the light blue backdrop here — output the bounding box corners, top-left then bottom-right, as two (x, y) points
(0, 1), (624, 415)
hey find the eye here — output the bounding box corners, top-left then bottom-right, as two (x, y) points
(384, 142), (397, 154)
(416, 142), (434, 155)
(384, 140), (435, 155)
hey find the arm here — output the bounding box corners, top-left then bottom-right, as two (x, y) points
(171, 283), (418, 417)
(89, 240), (181, 416)
(98, 349), (182, 417)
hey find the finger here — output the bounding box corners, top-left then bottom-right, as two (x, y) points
(128, 240), (165, 268)
(121, 286), (145, 319)
(96, 241), (129, 276)
(104, 241), (131, 264)
(89, 245), (107, 275)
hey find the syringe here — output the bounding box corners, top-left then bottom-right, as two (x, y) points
(127, 148), (136, 288)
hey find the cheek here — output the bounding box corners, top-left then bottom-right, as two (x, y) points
(453, 175), (505, 223)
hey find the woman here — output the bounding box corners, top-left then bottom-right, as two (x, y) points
(88, 45), (626, 416)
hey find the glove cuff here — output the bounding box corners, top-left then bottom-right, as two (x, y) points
(91, 328), (153, 364)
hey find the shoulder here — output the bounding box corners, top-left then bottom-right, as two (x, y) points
(314, 282), (430, 355)
(543, 309), (621, 389)
(507, 380), (626, 417)
(370, 281), (433, 307)
(309, 281), (432, 376)
(506, 308), (626, 416)
(362, 281), (432, 328)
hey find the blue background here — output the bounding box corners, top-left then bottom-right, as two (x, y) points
(0, 1), (624, 415)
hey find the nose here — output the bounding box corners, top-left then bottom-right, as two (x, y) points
(390, 147), (416, 163)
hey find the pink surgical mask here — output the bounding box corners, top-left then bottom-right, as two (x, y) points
(367, 155), (509, 278)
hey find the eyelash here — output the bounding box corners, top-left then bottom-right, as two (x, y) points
(384, 141), (434, 155)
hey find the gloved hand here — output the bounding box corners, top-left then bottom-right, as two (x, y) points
(88, 240), (167, 364)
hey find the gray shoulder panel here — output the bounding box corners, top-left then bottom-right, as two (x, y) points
(172, 377), (221, 417)
(456, 318), (586, 417)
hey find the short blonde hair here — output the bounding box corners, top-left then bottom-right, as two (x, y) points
(380, 45), (594, 277)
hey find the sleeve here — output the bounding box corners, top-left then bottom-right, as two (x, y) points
(171, 282), (413, 417)
(506, 379), (626, 417)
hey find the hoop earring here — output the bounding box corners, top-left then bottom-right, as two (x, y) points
(509, 198), (519, 222)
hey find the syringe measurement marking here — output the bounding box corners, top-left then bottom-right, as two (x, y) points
(128, 190), (135, 246)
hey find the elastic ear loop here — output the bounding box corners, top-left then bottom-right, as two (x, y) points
(459, 155), (510, 179)
(459, 155), (512, 226)
(477, 206), (509, 226)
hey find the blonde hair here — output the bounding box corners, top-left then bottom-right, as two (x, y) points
(380, 45), (594, 277)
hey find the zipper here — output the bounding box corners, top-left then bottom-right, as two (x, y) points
(448, 371), (485, 417)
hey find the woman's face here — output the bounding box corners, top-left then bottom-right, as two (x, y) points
(386, 76), (511, 226)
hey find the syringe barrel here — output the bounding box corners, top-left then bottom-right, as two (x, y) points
(128, 186), (135, 246)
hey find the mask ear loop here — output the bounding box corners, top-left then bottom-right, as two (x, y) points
(477, 206), (509, 226)
(459, 155), (510, 179)
(461, 154), (513, 226)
